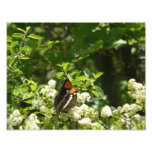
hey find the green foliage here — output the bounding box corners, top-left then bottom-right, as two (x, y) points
(7, 23), (145, 130)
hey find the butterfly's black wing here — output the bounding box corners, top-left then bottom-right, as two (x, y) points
(54, 79), (77, 113)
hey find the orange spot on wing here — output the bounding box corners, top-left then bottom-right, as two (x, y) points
(65, 80), (72, 89)
(70, 87), (77, 94)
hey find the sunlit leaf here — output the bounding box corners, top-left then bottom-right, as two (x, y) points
(93, 72), (103, 80)
(26, 26), (31, 32)
(62, 62), (70, 72)
(12, 33), (23, 39)
(14, 69), (23, 75)
(17, 27), (25, 33)
(28, 34), (40, 40)
(75, 76), (89, 81)
(56, 72), (64, 79)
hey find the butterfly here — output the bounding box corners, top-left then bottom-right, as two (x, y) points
(54, 79), (77, 113)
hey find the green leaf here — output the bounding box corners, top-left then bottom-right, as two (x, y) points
(91, 90), (99, 97)
(84, 68), (90, 78)
(26, 26), (31, 32)
(28, 34), (40, 40)
(17, 27), (25, 33)
(75, 76), (89, 81)
(7, 36), (12, 42)
(71, 80), (82, 85)
(20, 86), (29, 94)
(47, 40), (60, 46)
(27, 80), (36, 85)
(24, 100), (32, 104)
(23, 106), (35, 112)
(94, 85), (103, 97)
(12, 33), (23, 39)
(93, 72), (103, 80)
(70, 70), (79, 77)
(62, 62), (70, 72)
(21, 46), (30, 52)
(81, 82), (91, 88)
(112, 39), (127, 49)
(19, 57), (30, 60)
(13, 88), (19, 96)
(56, 72), (64, 79)
(14, 69), (23, 75)
(30, 85), (36, 91)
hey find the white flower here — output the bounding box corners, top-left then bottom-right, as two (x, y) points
(80, 104), (89, 113)
(122, 104), (130, 112)
(91, 122), (99, 127)
(69, 106), (83, 121)
(40, 88), (46, 94)
(78, 118), (92, 126)
(40, 106), (48, 113)
(133, 114), (141, 120)
(77, 92), (91, 103)
(32, 99), (45, 109)
(46, 89), (57, 98)
(130, 104), (137, 110)
(7, 109), (23, 129)
(40, 82), (57, 98)
(120, 118), (125, 123)
(45, 85), (50, 92)
(24, 113), (40, 130)
(48, 79), (56, 89)
(101, 106), (112, 118)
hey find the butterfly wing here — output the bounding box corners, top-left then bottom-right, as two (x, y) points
(54, 79), (77, 113)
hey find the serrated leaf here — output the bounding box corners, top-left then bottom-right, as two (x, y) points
(17, 28), (25, 33)
(28, 34), (40, 40)
(12, 33), (23, 39)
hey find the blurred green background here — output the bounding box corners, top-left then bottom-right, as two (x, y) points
(7, 23), (145, 107)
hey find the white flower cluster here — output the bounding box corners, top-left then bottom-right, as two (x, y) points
(24, 114), (40, 130)
(77, 92), (91, 103)
(111, 79), (145, 129)
(101, 106), (112, 118)
(7, 109), (23, 129)
(40, 79), (57, 98)
(68, 104), (102, 129)
(128, 79), (145, 110)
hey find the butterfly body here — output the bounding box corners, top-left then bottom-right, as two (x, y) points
(54, 79), (77, 113)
